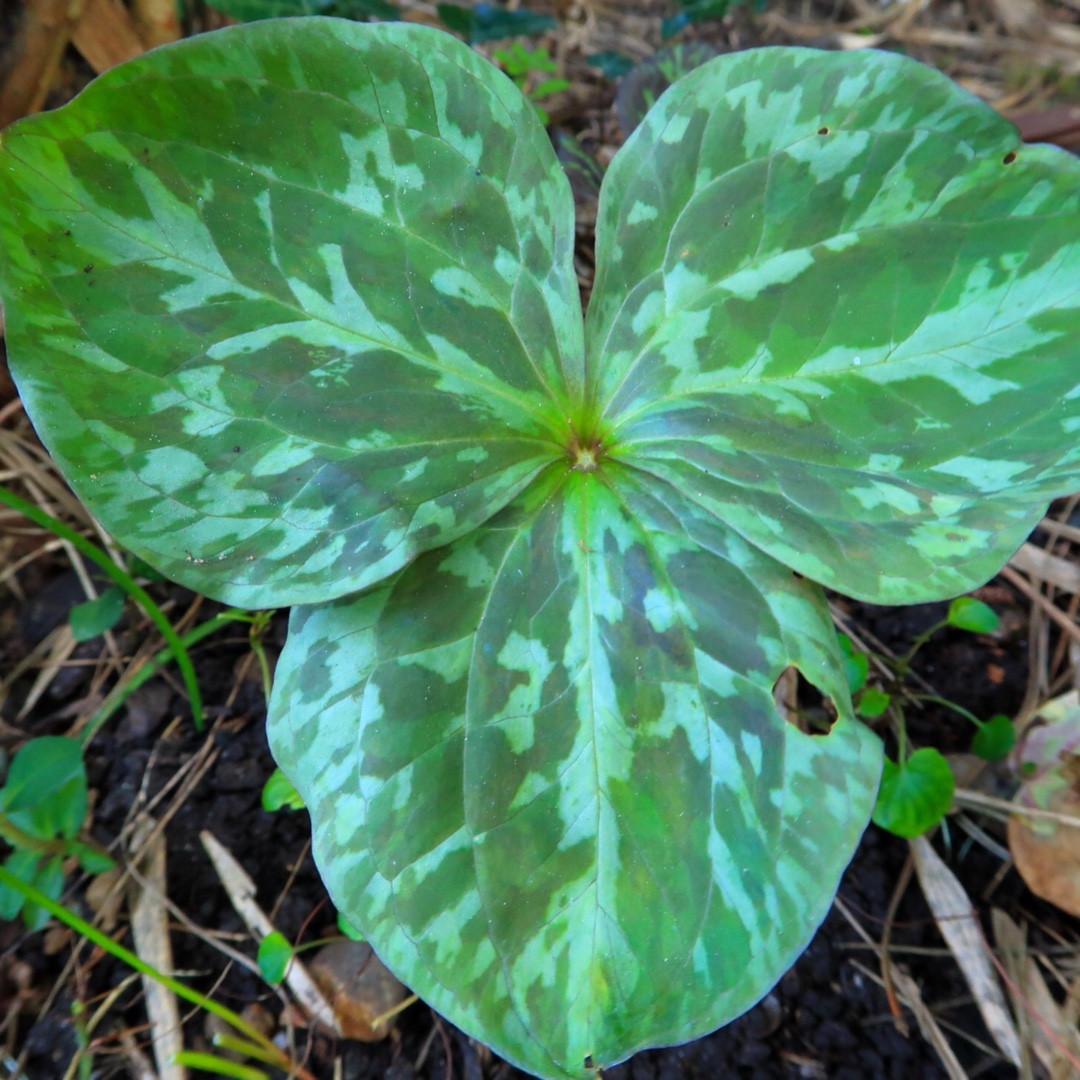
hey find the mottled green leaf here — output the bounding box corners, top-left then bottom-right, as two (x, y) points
(0, 19), (580, 609)
(269, 464), (880, 1078)
(5, 25), (1080, 1080)
(872, 748), (954, 837)
(589, 48), (1080, 605)
(947, 597), (999, 634)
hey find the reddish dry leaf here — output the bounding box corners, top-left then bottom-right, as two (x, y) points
(307, 941), (410, 1042)
(1009, 693), (1080, 917)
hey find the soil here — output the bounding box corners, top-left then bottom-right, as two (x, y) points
(3, 0), (1080, 1076)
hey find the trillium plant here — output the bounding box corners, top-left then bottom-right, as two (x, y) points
(2, 19), (1080, 1077)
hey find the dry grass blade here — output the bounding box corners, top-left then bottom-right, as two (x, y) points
(130, 0), (181, 47)
(128, 819), (186, 1080)
(992, 909), (1035, 1079)
(1035, 519), (1080, 547)
(956, 788), (1080, 830)
(0, 0), (83, 127)
(992, 910), (1080, 1078)
(12, 623), (78, 721)
(1010, 543), (1080, 596)
(118, 1030), (158, 1080)
(891, 26), (1080, 76)
(1001, 565), (1080, 647)
(910, 836), (1022, 1066)
(987, 0), (1045, 37)
(199, 831), (339, 1035)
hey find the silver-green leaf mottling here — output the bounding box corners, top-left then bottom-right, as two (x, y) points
(0, 20), (580, 608)
(2, 22), (1080, 1080)
(586, 49), (1080, 604)
(269, 464), (879, 1076)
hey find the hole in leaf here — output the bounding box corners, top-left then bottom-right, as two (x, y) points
(772, 666), (837, 737)
(584, 1055), (595, 1069)
(817, 125), (829, 135)
(1003, 150), (1017, 164)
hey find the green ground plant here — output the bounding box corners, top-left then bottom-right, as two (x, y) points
(1, 20), (1080, 1078)
(0, 867), (316, 1079)
(840, 598), (1017, 839)
(0, 736), (113, 929)
(492, 42), (569, 124)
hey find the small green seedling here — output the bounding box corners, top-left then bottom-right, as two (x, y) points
(261, 767), (305, 813)
(946, 596), (1000, 634)
(257, 917), (367, 985)
(971, 714), (1016, 761)
(2, 22), (1079, 1078)
(0, 737), (113, 929)
(69, 585), (125, 641)
(844, 597), (1017, 835)
(257, 930), (295, 984)
(493, 42), (569, 124)
(872, 747), (956, 839)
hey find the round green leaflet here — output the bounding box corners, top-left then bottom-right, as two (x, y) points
(270, 464), (880, 1077)
(0, 19), (581, 609)
(2, 18), (1080, 1080)
(589, 48), (1080, 604)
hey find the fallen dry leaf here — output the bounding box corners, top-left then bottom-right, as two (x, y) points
(911, 835), (1021, 1066)
(307, 940), (411, 1042)
(1008, 692), (1080, 917)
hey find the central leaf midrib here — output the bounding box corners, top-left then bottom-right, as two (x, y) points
(459, 469), (572, 1077)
